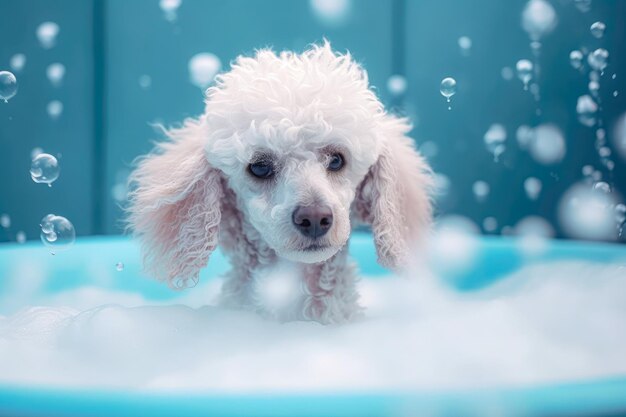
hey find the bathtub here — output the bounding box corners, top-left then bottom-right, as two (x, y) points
(1, 232), (625, 417)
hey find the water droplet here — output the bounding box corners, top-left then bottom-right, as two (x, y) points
(0, 71), (18, 103)
(47, 100), (63, 119)
(0, 214), (10, 228)
(576, 95), (598, 127)
(310, 0), (351, 25)
(484, 123), (507, 161)
(590, 21), (605, 38)
(30, 153), (60, 186)
(46, 63), (65, 87)
(501, 66), (514, 81)
(472, 180), (490, 202)
(483, 217), (498, 232)
(116, 262), (125, 272)
(9, 54), (26, 73)
(524, 177), (542, 200)
(159, 0), (182, 21)
(582, 165), (594, 177)
(386, 74), (407, 96)
(521, 0), (557, 41)
(588, 48), (609, 72)
(516, 125), (534, 149)
(439, 77), (456, 110)
(528, 124), (566, 165)
(36, 22), (60, 49)
(188, 53), (221, 89)
(593, 181), (611, 194)
(516, 59), (534, 90)
(16, 231), (26, 244)
(40, 214), (75, 251)
(558, 182), (618, 240)
(458, 36), (472, 55)
(574, 0), (592, 13)
(598, 146), (611, 158)
(614, 90), (619, 97)
(569, 50), (584, 69)
(588, 80), (600, 96)
(138, 75), (152, 90)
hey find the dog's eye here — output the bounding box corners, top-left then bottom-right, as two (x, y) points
(327, 153), (344, 172)
(248, 161), (275, 179)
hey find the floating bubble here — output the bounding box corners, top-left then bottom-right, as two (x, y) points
(439, 77), (456, 110)
(472, 180), (490, 202)
(521, 0), (557, 41)
(30, 153), (60, 186)
(386, 74), (407, 96)
(524, 177), (542, 200)
(528, 123), (566, 164)
(40, 214), (75, 252)
(501, 66), (514, 81)
(159, 0), (182, 21)
(598, 146), (611, 158)
(432, 173), (451, 197)
(587, 48), (609, 72)
(16, 231), (26, 244)
(0, 71), (18, 103)
(514, 216), (555, 256)
(138, 75), (152, 90)
(47, 100), (63, 119)
(116, 262), (124, 272)
(188, 53), (221, 89)
(458, 36), (472, 55)
(10, 54), (26, 73)
(483, 217), (498, 232)
(558, 182), (618, 241)
(593, 181), (610, 194)
(516, 125), (534, 149)
(0, 214), (10, 228)
(582, 165), (594, 178)
(430, 215), (480, 277)
(614, 91), (619, 98)
(419, 140), (438, 159)
(590, 21), (606, 38)
(588, 80), (600, 96)
(616, 204), (626, 225)
(574, 0), (592, 12)
(516, 59), (533, 90)
(46, 63), (65, 87)
(484, 123), (507, 161)
(576, 95), (598, 127)
(310, 0), (351, 25)
(36, 22), (60, 49)
(569, 50), (584, 70)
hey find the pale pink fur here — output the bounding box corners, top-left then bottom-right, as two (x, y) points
(127, 42), (432, 324)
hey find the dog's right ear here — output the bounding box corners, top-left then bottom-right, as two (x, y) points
(127, 118), (223, 289)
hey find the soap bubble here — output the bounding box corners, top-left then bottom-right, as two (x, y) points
(483, 217), (498, 232)
(484, 123), (507, 161)
(458, 36), (472, 55)
(472, 180), (490, 202)
(433, 173), (451, 197)
(613, 112), (626, 161)
(47, 100), (63, 119)
(30, 153), (60, 186)
(116, 262), (124, 272)
(138, 75), (152, 90)
(10, 54), (26, 73)
(528, 123), (566, 164)
(514, 216), (555, 256)
(569, 50), (584, 69)
(501, 67), (514, 81)
(588, 80), (600, 96)
(558, 182), (618, 241)
(159, 0), (182, 21)
(40, 214), (75, 252)
(588, 48), (609, 72)
(576, 95), (598, 127)
(516, 59), (533, 90)
(188, 53), (221, 89)
(36, 22), (60, 49)
(16, 231), (26, 244)
(430, 215), (480, 277)
(590, 21), (606, 38)
(593, 181), (611, 194)
(521, 0), (557, 41)
(387, 75), (407, 96)
(574, 0), (592, 13)
(439, 77), (456, 109)
(0, 214), (10, 228)
(310, 0), (351, 26)
(524, 177), (542, 200)
(516, 125), (534, 149)
(46, 63), (65, 87)
(0, 71), (18, 103)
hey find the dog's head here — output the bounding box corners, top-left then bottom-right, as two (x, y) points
(127, 42), (432, 288)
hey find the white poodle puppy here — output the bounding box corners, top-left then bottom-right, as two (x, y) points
(127, 42), (432, 324)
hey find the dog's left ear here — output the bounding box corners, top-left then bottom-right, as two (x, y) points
(353, 116), (433, 269)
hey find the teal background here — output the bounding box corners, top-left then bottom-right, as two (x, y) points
(0, 0), (625, 241)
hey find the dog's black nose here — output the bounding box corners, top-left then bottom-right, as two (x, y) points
(292, 205), (333, 238)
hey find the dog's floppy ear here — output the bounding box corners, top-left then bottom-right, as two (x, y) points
(127, 118), (223, 288)
(353, 116), (433, 269)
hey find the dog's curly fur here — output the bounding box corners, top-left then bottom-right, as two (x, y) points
(127, 42), (433, 324)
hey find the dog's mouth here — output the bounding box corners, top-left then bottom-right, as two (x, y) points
(302, 243), (330, 252)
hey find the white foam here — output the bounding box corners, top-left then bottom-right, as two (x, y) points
(1, 261), (625, 392)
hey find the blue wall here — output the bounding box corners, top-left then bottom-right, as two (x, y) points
(1, 0), (625, 242)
